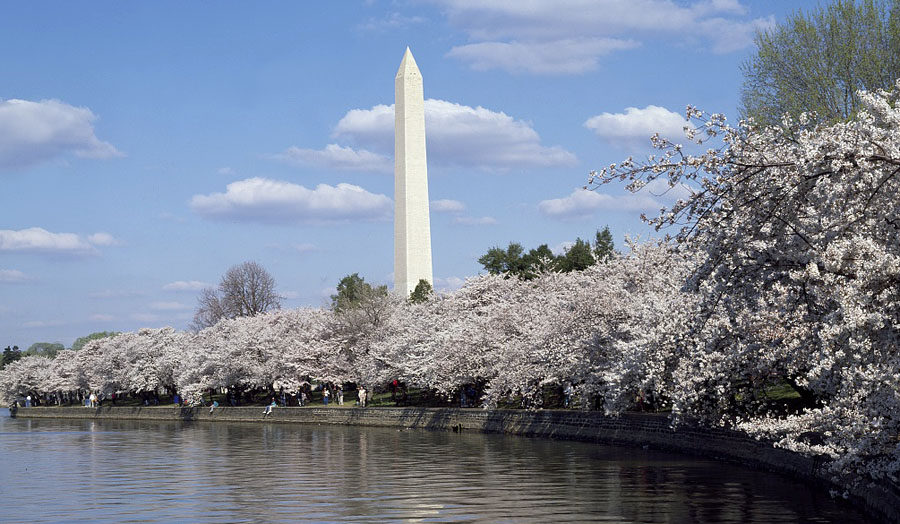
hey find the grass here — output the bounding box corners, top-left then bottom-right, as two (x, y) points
(763, 381), (802, 401)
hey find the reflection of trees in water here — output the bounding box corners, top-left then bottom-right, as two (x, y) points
(0, 417), (867, 523)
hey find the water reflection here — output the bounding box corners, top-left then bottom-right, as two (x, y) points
(0, 415), (867, 523)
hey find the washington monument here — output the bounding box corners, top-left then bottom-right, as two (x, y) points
(394, 48), (433, 297)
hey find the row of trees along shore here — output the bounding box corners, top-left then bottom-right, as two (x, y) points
(4, 1), (900, 486)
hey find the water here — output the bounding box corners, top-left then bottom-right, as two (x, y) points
(0, 414), (869, 523)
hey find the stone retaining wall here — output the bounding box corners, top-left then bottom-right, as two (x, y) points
(13, 405), (899, 523)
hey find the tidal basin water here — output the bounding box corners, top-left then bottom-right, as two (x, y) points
(0, 413), (868, 523)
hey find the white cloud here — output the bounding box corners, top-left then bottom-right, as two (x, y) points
(0, 227), (100, 255)
(218, 166), (235, 175)
(697, 15), (775, 54)
(434, 275), (466, 291)
(431, 199), (465, 213)
(90, 314), (115, 322)
(692, 0), (748, 16)
(87, 232), (119, 246)
(163, 280), (211, 292)
(551, 241), (576, 256)
(190, 177), (392, 223)
(0, 269), (30, 283)
(280, 291), (301, 300)
(435, 0), (774, 74)
(453, 216), (498, 226)
(273, 144), (392, 174)
(334, 105), (392, 150)
(149, 301), (191, 311)
(332, 99), (576, 171)
(0, 98), (123, 170)
(447, 38), (639, 75)
(584, 105), (688, 146)
(538, 188), (661, 219)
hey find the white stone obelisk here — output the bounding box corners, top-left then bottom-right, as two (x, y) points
(394, 47), (433, 297)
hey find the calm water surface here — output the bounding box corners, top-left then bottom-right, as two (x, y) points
(0, 413), (869, 523)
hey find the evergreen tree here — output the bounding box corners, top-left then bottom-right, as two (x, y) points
(479, 232), (613, 278)
(522, 244), (556, 278)
(331, 273), (388, 312)
(408, 279), (434, 304)
(593, 226), (615, 262)
(478, 243), (527, 277)
(1, 345), (21, 370)
(557, 238), (595, 272)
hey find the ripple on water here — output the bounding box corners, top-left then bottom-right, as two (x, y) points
(0, 415), (869, 523)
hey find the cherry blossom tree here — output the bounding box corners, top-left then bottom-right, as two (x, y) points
(271, 307), (348, 386)
(551, 241), (696, 413)
(0, 355), (53, 404)
(590, 81), (900, 480)
(76, 335), (127, 398)
(6, 86), (899, 490)
(46, 349), (84, 403)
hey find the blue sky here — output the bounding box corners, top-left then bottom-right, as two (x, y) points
(1, 0), (807, 347)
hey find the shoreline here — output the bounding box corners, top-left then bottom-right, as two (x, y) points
(12, 405), (899, 523)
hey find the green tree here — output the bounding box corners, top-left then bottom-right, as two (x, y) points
(556, 238), (595, 272)
(741, 0), (900, 128)
(593, 226), (615, 262)
(477, 242), (527, 277)
(522, 244), (556, 278)
(23, 342), (64, 359)
(1, 345), (21, 370)
(71, 332), (120, 351)
(408, 279), (434, 304)
(330, 274), (393, 350)
(480, 235), (611, 278)
(331, 273), (388, 312)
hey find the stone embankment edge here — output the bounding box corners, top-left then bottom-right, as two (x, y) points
(13, 406), (898, 523)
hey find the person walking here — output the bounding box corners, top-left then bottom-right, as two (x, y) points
(323, 387), (330, 406)
(337, 385), (344, 406)
(357, 386), (366, 408)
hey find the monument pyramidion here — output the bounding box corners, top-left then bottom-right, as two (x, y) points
(394, 47), (433, 297)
